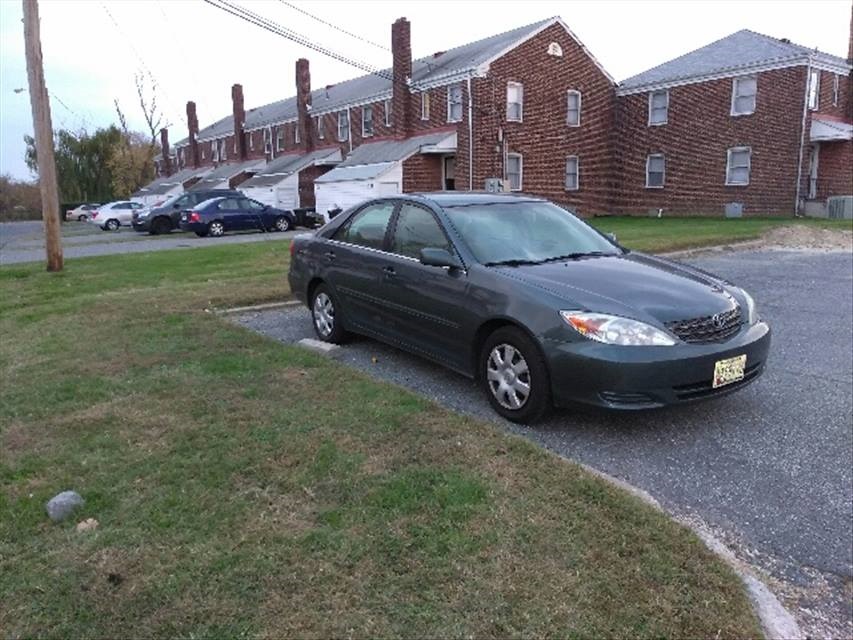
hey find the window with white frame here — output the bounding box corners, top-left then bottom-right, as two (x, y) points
(316, 116), (325, 140)
(233, 136), (237, 154)
(248, 131), (253, 151)
(566, 90), (581, 127)
(565, 156), (579, 191)
(506, 153), (522, 191)
(725, 147), (751, 186)
(177, 148), (183, 167)
(421, 92), (430, 120)
(337, 111), (349, 141)
(832, 74), (839, 107)
(808, 69), (820, 110)
(276, 129), (284, 151)
(294, 124), (300, 144)
(646, 154), (665, 188)
(362, 105), (374, 137)
(220, 139), (227, 161)
(211, 141), (218, 162)
(731, 76), (757, 116)
(447, 84), (463, 122)
(384, 99), (391, 127)
(506, 82), (523, 122)
(648, 90), (669, 125)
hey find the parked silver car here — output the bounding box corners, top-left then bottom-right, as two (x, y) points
(89, 201), (144, 231)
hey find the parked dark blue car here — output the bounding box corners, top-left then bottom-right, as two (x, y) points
(179, 196), (296, 237)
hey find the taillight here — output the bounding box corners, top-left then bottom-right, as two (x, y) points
(189, 211), (201, 222)
(91, 211), (99, 219)
(289, 240), (296, 257)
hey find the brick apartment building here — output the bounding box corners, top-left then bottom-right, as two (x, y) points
(140, 13), (852, 218)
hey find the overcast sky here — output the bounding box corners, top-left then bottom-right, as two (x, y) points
(1, 0), (850, 181)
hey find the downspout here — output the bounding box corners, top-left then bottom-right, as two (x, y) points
(794, 58), (812, 215)
(467, 76), (473, 190)
(347, 106), (353, 155)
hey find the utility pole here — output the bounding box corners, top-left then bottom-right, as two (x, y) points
(22, 0), (63, 271)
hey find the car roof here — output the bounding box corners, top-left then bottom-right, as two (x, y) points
(406, 192), (546, 208)
(196, 196), (227, 208)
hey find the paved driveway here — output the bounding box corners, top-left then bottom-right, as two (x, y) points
(234, 249), (853, 638)
(0, 220), (297, 265)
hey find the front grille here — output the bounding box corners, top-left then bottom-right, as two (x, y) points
(665, 306), (742, 344)
(599, 391), (659, 407)
(673, 361), (763, 400)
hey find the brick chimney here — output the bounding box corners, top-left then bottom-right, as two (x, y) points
(232, 84), (247, 161)
(186, 100), (200, 168)
(391, 17), (412, 138)
(159, 128), (172, 176)
(296, 58), (314, 151)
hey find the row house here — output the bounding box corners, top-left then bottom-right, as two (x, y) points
(613, 29), (852, 216)
(144, 14), (852, 218)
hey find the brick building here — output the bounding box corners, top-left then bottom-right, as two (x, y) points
(144, 14), (852, 218)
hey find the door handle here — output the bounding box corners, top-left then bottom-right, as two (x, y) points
(383, 266), (396, 277)
(324, 251), (336, 261)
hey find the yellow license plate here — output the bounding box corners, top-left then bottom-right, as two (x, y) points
(713, 354), (747, 388)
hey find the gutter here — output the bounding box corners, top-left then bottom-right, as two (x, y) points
(794, 58), (812, 215)
(467, 76), (473, 190)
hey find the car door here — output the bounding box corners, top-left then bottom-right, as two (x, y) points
(215, 198), (242, 230)
(378, 202), (473, 372)
(324, 200), (397, 335)
(240, 198), (267, 230)
(116, 203), (135, 224)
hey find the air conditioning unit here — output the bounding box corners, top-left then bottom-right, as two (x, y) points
(484, 178), (510, 193)
(827, 195), (853, 219)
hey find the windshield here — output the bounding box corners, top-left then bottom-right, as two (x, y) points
(443, 202), (621, 265)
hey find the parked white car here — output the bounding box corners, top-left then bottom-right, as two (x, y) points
(89, 201), (144, 231)
(65, 203), (100, 221)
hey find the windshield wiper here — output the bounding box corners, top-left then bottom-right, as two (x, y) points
(483, 258), (544, 267)
(540, 251), (614, 263)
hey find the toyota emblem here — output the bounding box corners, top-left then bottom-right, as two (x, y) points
(712, 313), (725, 329)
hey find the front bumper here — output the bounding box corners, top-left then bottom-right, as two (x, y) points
(131, 217), (150, 231)
(545, 321), (771, 409)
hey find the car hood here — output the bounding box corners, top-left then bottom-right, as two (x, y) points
(494, 252), (739, 324)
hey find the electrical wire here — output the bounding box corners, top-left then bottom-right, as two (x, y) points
(276, 0), (390, 52)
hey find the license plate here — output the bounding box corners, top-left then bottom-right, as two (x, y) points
(713, 354), (747, 388)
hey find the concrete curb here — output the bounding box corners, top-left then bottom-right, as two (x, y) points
(217, 300), (300, 315)
(296, 338), (341, 356)
(577, 463), (803, 640)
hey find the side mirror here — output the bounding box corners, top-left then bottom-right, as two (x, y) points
(606, 232), (617, 243)
(173, 203), (181, 209)
(419, 247), (463, 270)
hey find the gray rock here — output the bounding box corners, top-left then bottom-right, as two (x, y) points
(46, 491), (84, 522)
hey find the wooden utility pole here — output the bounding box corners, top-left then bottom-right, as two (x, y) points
(22, 0), (63, 271)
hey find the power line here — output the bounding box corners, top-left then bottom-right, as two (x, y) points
(276, 0), (390, 52)
(203, 0), (396, 85)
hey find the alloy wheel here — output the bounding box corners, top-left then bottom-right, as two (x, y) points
(486, 343), (531, 410)
(313, 292), (335, 338)
(209, 221), (225, 237)
(275, 216), (291, 232)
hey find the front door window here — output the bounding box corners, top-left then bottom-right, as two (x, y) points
(808, 144), (819, 200)
(443, 156), (456, 191)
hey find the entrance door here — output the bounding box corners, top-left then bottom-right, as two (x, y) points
(808, 143), (819, 200)
(443, 156), (456, 191)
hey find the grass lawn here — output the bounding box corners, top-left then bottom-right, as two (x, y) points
(0, 241), (765, 638)
(590, 216), (852, 253)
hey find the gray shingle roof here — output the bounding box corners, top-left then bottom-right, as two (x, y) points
(316, 130), (454, 183)
(240, 148), (342, 188)
(132, 166), (213, 197)
(186, 159), (266, 192)
(619, 29), (850, 91)
(175, 18), (553, 146)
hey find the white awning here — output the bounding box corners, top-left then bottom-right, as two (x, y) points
(811, 118), (853, 142)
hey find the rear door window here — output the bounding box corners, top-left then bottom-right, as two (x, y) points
(334, 202), (395, 250)
(390, 203), (452, 259)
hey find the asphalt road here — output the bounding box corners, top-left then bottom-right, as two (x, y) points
(0, 220), (297, 265)
(234, 249), (853, 637)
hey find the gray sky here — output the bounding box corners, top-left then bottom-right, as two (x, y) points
(1, 0), (850, 181)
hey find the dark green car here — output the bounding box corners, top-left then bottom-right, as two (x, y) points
(288, 193), (771, 423)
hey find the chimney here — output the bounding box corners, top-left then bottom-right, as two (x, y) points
(232, 84), (247, 161)
(848, 1), (852, 64)
(391, 17), (412, 138)
(296, 58), (314, 151)
(159, 128), (172, 176)
(186, 100), (200, 168)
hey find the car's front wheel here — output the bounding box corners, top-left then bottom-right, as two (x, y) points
(105, 219), (120, 231)
(311, 284), (348, 343)
(150, 217), (172, 235)
(208, 221), (225, 237)
(481, 326), (551, 424)
(274, 216), (292, 232)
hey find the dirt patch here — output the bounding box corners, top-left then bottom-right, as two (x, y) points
(761, 225), (853, 251)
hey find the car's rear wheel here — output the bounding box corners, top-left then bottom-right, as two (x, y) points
(274, 216), (291, 232)
(78, 214), (87, 222)
(150, 217), (172, 235)
(311, 284), (348, 343)
(481, 327), (551, 424)
(105, 219), (120, 231)
(208, 221), (225, 237)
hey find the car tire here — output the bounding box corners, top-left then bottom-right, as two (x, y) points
(310, 284), (348, 344)
(78, 214), (88, 222)
(274, 216), (292, 232)
(150, 217), (172, 235)
(105, 219), (120, 231)
(481, 326), (551, 424)
(208, 221), (225, 237)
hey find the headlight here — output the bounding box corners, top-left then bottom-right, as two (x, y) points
(741, 289), (758, 324)
(560, 311), (676, 346)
